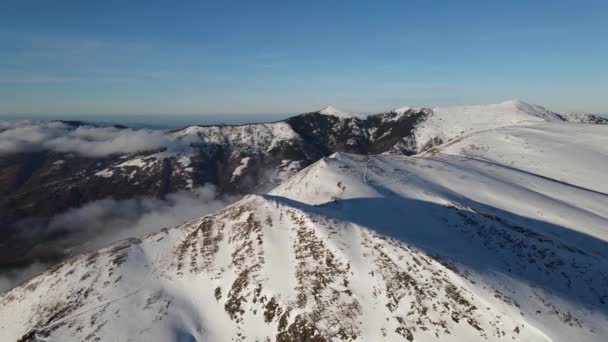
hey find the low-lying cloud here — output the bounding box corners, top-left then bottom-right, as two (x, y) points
(0, 120), (195, 157)
(0, 185), (240, 293)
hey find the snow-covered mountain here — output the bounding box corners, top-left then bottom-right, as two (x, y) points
(84, 100), (607, 197)
(2, 100), (603, 230)
(1, 101), (607, 341)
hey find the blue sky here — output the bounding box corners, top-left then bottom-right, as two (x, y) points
(1, 0), (607, 116)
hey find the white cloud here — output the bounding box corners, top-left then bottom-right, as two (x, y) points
(0, 120), (196, 157)
(0, 185), (240, 293)
(45, 185), (239, 250)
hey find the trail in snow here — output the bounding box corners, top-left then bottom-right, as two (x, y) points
(363, 157), (371, 184)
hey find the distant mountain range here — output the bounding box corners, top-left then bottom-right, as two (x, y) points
(1, 101), (606, 273)
(1, 100), (608, 341)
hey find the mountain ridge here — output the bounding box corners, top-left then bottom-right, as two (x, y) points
(2, 129), (607, 340)
(1, 100), (607, 303)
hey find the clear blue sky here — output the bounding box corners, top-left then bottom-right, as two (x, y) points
(1, 0), (607, 116)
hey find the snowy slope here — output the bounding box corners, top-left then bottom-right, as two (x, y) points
(407, 100), (559, 152)
(2, 117), (607, 341)
(435, 122), (608, 194)
(170, 121), (301, 155)
(404, 100), (608, 154)
(271, 150), (608, 341)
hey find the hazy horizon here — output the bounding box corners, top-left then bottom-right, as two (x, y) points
(0, 112), (294, 129)
(1, 105), (607, 129)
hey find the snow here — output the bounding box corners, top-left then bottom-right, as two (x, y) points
(270, 155), (382, 204)
(392, 106), (412, 114)
(176, 155), (191, 168)
(270, 146), (608, 341)
(231, 156), (250, 180)
(318, 105), (367, 119)
(561, 112), (608, 124)
(171, 122), (300, 155)
(390, 106), (421, 115)
(94, 169), (114, 178)
(272, 159), (305, 184)
(383, 100), (559, 154)
(2, 101), (608, 341)
(437, 122), (608, 194)
(117, 157), (148, 168)
(93, 157), (160, 181)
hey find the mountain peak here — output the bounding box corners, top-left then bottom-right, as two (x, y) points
(500, 98), (528, 106)
(318, 105), (365, 119)
(390, 106), (423, 115)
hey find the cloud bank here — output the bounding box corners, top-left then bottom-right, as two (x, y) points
(0, 185), (239, 293)
(0, 120), (195, 157)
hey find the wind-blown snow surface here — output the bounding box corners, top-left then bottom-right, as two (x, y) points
(410, 100), (562, 151)
(434, 123), (608, 194)
(1, 102), (608, 341)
